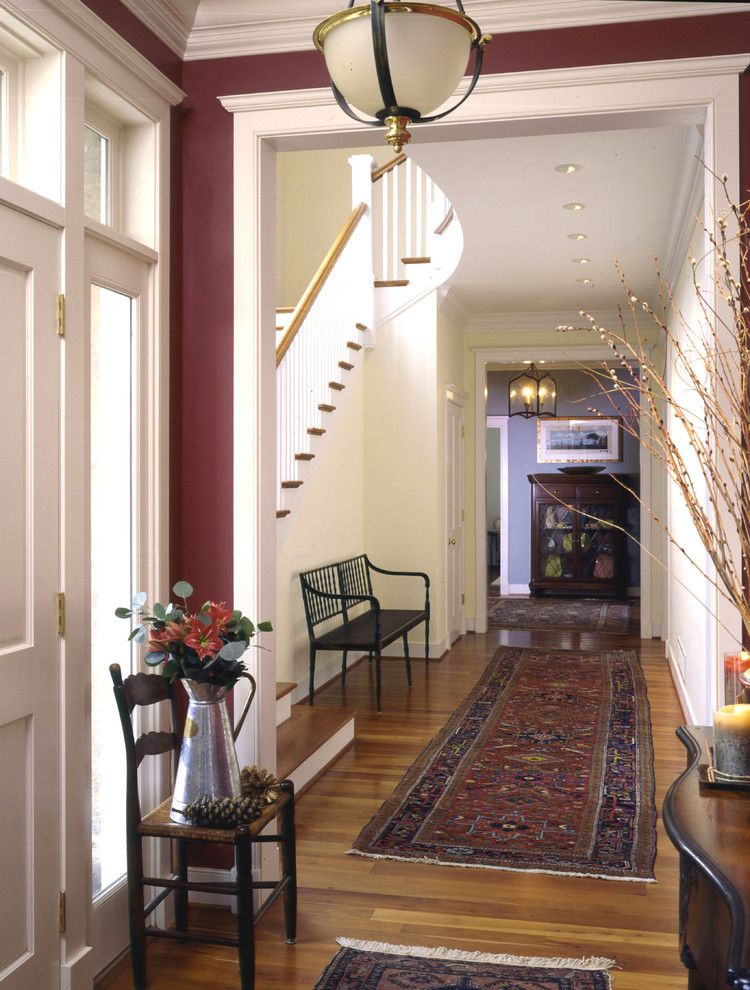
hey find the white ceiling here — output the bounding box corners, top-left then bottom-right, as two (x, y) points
(122, 1), (750, 59)
(408, 123), (697, 320)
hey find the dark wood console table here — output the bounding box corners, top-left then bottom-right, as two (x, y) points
(663, 725), (750, 989)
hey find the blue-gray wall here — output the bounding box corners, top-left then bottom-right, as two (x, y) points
(486, 369), (640, 589)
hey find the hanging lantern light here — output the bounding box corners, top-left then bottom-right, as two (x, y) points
(508, 363), (557, 419)
(313, 1), (492, 153)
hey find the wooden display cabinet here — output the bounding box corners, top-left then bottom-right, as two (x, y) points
(528, 472), (629, 598)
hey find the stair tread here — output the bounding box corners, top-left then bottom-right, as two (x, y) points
(347, 341), (363, 351)
(295, 452), (315, 461)
(329, 381), (345, 391)
(318, 403), (336, 412)
(281, 480), (304, 489)
(277, 704), (357, 780)
(355, 322), (368, 331)
(276, 509), (291, 518)
(276, 306), (294, 314)
(374, 279), (409, 288)
(276, 681), (297, 701)
(338, 361), (354, 371)
(401, 256), (431, 265)
(307, 427), (326, 436)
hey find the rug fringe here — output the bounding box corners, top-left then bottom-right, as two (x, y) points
(345, 847), (656, 882)
(335, 937), (617, 972)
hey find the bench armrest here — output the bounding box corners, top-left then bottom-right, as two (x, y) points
(365, 558), (430, 589)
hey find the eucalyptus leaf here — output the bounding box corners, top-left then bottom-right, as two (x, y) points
(132, 591), (147, 608)
(196, 611), (212, 627)
(144, 651), (167, 666)
(257, 620), (273, 632)
(152, 602), (167, 620)
(219, 640), (247, 661)
(128, 624), (146, 642)
(239, 617), (255, 636)
(231, 610), (242, 623)
(114, 607), (132, 619)
(201, 601), (211, 612)
(172, 580), (193, 598)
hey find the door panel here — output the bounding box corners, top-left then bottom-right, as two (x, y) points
(446, 399), (464, 644)
(0, 207), (60, 989)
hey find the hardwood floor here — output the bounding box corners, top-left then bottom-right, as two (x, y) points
(97, 626), (686, 989)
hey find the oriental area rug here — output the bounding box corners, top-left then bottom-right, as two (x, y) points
(315, 940), (615, 990)
(488, 597), (632, 634)
(350, 645), (656, 881)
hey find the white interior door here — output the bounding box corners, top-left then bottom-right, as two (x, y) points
(0, 206), (61, 989)
(446, 396), (465, 644)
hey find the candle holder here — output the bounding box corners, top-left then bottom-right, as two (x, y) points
(713, 704), (750, 778)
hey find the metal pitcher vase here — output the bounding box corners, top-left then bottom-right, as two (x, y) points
(170, 672), (256, 824)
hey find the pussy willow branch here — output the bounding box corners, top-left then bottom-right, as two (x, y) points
(557, 175), (750, 640)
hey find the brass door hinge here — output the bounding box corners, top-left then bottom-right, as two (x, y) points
(59, 891), (66, 934)
(56, 593), (65, 635)
(56, 294), (65, 337)
(461, 593), (465, 605)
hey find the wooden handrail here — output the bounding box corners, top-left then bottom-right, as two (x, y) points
(275, 202), (368, 368)
(434, 206), (455, 236)
(371, 153), (407, 183)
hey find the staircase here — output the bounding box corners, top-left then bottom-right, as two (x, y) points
(275, 152), (462, 523)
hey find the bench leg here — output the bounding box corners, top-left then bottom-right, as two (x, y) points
(308, 646), (317, 705)
(424, 615), (430, 665)
(341, 649), (348, 684)
(375, 649), (382, 711)
(174, 838), (188, 934)
(368, 650), (373, 665)
(235, 837), (255, 990)
(403, 634), (412, 686)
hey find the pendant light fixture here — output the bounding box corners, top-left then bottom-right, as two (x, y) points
(313, 1), (492, 153)
(508, 363), (557, 419)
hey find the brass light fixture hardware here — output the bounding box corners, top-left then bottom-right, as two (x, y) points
(313, 1), (492, 153)
(508, 362), (557, 419)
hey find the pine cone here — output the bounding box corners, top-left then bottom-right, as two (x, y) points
(183, 793), (265, 828)
(241, 765), (280, 805)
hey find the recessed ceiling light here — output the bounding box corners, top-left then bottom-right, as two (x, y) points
(573, 258), (591, 265)
(556, 163), (581, 174)
(577, 277), (593, 284)
(563, 202), (585, 212)
(568, 232), (587, 240)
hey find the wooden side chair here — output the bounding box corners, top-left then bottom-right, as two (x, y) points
(110, 664), (297, 990)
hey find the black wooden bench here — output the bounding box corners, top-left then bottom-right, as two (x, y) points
(299, 554), (430, 711)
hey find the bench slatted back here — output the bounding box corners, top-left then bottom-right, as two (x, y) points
(300, 554), (373, 635)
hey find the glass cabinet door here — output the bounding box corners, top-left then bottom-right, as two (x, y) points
(578, 501), (618, 581)
(537, 502), (575, 580)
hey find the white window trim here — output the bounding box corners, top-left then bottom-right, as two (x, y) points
(84, 102), (122, 229)
(0, 42), (21, 180)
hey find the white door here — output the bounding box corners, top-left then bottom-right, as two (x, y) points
(0, 206), (61, 989)
(446, 397), (465, 644)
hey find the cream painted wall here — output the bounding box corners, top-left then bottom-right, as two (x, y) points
(275, 364), (365, 688)
(276, 145), (388, 308)
(666, 236), (714, 723)
(363, 293), (448, 655)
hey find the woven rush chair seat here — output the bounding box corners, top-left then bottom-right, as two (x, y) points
(110, 664), (297, 990)
(300, 554), (430, 711)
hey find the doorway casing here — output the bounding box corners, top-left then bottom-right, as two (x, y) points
(223, 49), (747, 813)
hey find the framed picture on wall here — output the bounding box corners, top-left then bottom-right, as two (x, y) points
(537, 416), (622, 463)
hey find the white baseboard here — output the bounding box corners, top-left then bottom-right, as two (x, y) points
(276, 691), (292, 726)
(188, 865), (237, 910)
(465, 617), (475, 632)
(666, 640), (697, 724)
(508, 583), (530, 595)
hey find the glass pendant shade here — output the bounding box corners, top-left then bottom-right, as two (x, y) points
(314, 3), (490, 151)
(509, 364), (557, 418)
(317, 9), (473, 118)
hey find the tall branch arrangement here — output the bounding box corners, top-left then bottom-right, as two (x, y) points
(558, 175), (749, 642)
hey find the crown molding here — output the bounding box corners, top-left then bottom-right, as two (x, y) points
(182, 0), (750, 62)
(118, 0), (192, 58)
(466, 309), (631, 334)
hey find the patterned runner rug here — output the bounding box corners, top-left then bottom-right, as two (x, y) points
(350, 645), (656, 881)
(488, 596), (632, 633)
(315, 940), (615, 989)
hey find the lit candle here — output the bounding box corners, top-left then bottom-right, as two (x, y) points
(713, 704), (750, 776)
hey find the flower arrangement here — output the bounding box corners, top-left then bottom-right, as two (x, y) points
(115, 580), (272, 688)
